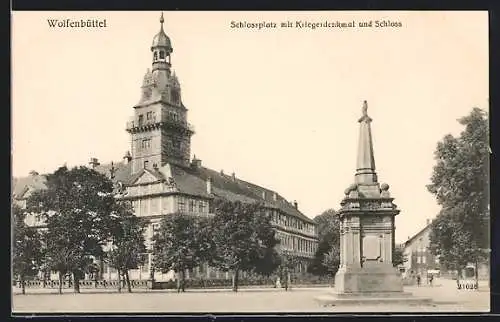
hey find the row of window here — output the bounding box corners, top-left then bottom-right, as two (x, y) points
(140, 138), (152, 150)
(416, 256), (427, 264)
(270, 210), (315, 235)
(167, 111), (180, 122)
(178, 197), (208, 213)
(153, 50), (167, 61)
(277, 232), (317, 254)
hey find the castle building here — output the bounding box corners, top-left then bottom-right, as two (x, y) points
(12, 13), (319, 282)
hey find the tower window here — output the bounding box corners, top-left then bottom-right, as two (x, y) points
(141, 138), (151, 150)
(153, 52), (158, 61)
(159, 51), (165, 59)
(138, 115), (144, 126)
(144, 160), (149, 169)
(146, 112), (152, 120)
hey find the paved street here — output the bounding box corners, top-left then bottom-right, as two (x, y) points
(12, 278), (489, 313)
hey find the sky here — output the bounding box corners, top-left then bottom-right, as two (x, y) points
(12, 11), (488, 243)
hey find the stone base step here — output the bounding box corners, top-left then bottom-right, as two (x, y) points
(330, 291), (416, 298)
(315, 293), (434, 307)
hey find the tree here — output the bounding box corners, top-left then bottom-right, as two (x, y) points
(107, 201), (146, 293)
(12, 203), (44, 294)
(392, 246), (406, 267)
(308, 209), (340, 276)
(152, 213), (212, 292)
(210, 199), (279, 292)
(26, 166), (116, 293)
(427, 108), (489, 285)
(322, 247), (340, 277)
(279, 250), (301, 291)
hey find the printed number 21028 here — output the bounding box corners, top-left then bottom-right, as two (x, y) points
(457, 282), (478, 290)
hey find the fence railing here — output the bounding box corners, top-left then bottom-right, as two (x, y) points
(15, 276), (331, 290)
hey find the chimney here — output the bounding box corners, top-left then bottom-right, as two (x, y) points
(123, 151), (132, 164)
(220, 169), (224, 176)
(191, 155), (202, 169)
(206, 177), (212, 194)
(426, 219), (430, 226)
(293, 200), (298, 209)
(231, 172), (236, 181)
(89, 157), (100, 169)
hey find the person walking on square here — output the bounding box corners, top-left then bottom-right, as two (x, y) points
(416, 274), (421, 287)
(429, 274), (434, 287)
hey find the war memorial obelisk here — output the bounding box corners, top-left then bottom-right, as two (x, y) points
(316, 101), (431, 306)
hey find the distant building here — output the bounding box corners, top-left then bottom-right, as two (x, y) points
(12, 14), (319, 282)
(399, 219), (439, 280)
(401, 219), (489, 281)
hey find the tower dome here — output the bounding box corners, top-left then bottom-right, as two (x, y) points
(151, 12), (172, 51)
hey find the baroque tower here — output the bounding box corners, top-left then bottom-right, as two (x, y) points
(126, 13), (194, 173)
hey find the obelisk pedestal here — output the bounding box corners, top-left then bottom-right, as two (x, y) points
(315, 101), (432, 307)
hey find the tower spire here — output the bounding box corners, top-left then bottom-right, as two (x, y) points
(160, 12), (164, 30)
(355, 100), (377, 184)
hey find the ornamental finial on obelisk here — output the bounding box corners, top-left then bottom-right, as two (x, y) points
(358, 100), (372, 123)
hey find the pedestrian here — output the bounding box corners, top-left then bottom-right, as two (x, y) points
(429, 274), (434, 287)
(416, 274), (421, 287)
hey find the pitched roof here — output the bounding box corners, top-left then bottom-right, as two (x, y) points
(93, 161), (132, 184)
(11, 174), (48, 199)
(12, 160), (315, 224)
(169, 164), (315, 223)
(403, 223), (432, 247)
(11, 163), (131, 199)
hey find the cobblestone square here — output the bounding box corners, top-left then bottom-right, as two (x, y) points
(12, 279), (489, 314)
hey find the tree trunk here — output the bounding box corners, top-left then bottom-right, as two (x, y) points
(181, 269), (186, 292)
(233, 269), (239, 292)
(125, 270), (132, 293)
(117, 269), (122, 293)
(474, 259), (479, 290)
(176, 272), (181, 293)
(58, 272), (63, 294)
(20, 275), (26, 295)
(42, 270), (47, 288)
(285, 269), (289, 291)
(73, 271), (80, 293)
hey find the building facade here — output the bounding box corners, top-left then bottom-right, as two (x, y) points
(12, 14), (319, 282)
(400, 219), (440, 280)
(400, 219), (489, 282)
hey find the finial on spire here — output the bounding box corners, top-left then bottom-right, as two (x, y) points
(160, 12), (164, 28)
(362, 100), (368, 117)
